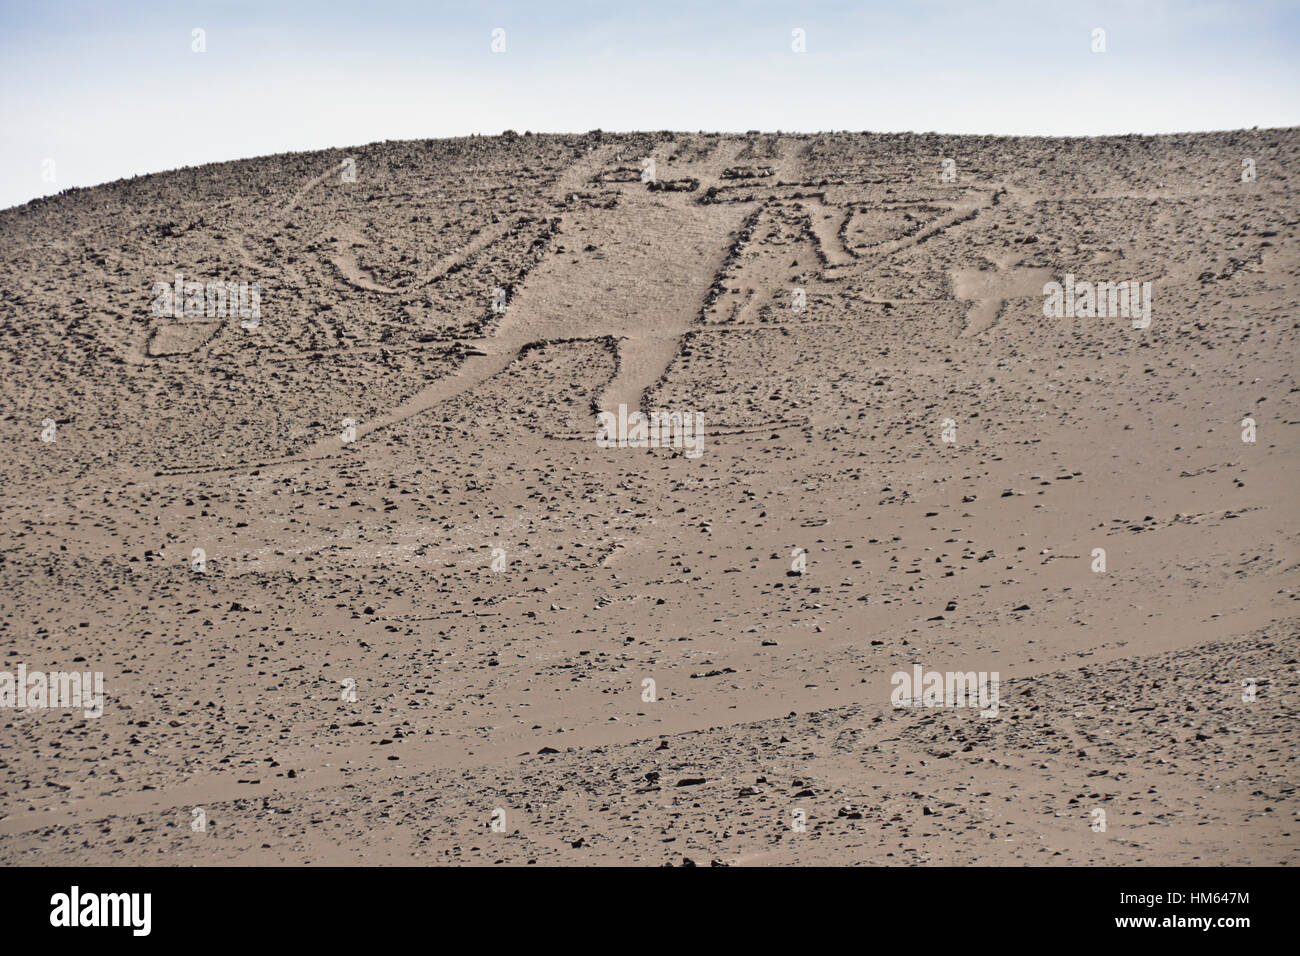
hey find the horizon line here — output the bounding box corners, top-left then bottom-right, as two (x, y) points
(7, 124), (1296, 215)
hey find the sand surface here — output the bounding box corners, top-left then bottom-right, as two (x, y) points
(0, 130), (1296, 865)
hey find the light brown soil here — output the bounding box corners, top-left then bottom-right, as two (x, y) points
(1, 130), (1296, 865)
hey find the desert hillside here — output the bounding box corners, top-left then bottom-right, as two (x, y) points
(0, 129), (1296, 865)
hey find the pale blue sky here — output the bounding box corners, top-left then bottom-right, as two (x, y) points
(2, 0), (1297, 209)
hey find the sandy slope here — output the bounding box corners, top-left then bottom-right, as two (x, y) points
(0, 130), (1296, 865)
